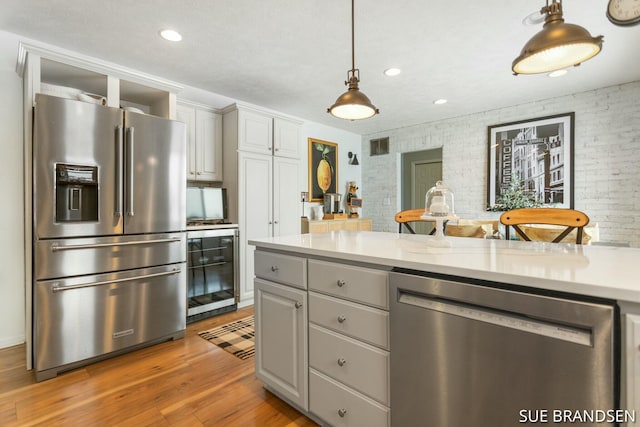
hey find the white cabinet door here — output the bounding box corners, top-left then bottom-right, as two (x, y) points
(255, 278), (308, 411)
(238, 109), (273, 155)
(238, 152), (272, 302)
(274, 117), (300, 159)
(195, 109), (222, 181)
(178, 103), (222, 182)
(176, 105), (197, 180)
(273, 157), (300, 237)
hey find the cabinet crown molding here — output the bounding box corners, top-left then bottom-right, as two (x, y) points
(222, 102), (303, 125)
(177, 99), (221, 113)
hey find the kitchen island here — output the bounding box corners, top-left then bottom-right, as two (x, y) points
(250, 231), (640, 426)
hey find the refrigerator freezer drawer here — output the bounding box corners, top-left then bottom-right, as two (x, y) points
(34, 263), (186, 380)
(34, 232), (186, 280)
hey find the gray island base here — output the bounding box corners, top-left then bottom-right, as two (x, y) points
(250, 231), (640, 427)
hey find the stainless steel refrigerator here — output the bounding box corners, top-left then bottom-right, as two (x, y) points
(32, 93), (187, 381)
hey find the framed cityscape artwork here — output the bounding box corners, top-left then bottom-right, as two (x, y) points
(487, 112), (575, 210)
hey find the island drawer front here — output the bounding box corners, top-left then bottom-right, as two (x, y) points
(254, 251), (307, 290)
(308, 259), (388, 309)
(309, 324), (389, 405)
(310, 368), (389, 427)
(309, 292), (389, 350)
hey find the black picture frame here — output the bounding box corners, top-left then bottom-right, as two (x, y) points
(308, 138), (338, 202)
(487, 112), (575, 209)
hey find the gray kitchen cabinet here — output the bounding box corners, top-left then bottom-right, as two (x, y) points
(253, 248), (390, 426)
(254, 251), (308, 411)
(308, 259), (390, 426)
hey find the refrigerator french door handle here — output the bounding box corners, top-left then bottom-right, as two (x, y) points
(50, 268), (182, 292)
(50, 237), (183, 252)
(126, 126), (135, 217)
(115, 125), (123, 218)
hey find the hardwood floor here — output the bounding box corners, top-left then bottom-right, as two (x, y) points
(0, 307), (318, 427)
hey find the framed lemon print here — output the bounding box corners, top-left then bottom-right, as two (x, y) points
(308, 138), (338, 202)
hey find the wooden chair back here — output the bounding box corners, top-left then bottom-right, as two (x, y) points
(500, 208), (590, 244)
(394, 209), (429, 234)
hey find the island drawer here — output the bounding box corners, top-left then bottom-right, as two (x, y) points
(254, 251), (307, 290)
(310, 368), (389, 427)
(309, 292), (389, 350)
(309, 324), (389, 405)
(308, 259), (388, 309)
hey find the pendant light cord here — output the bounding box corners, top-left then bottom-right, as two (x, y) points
(351, 0), (355, 73)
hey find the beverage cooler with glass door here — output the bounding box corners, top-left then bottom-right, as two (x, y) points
(186, 228), (239, 322)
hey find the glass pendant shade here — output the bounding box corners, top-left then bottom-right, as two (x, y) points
(512, 0), (603, 75)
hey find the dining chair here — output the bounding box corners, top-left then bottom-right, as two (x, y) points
(395, 209), (439, 234)
(499, 208), (590, 244)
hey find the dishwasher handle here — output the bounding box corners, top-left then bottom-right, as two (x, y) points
(398, 290), (593, 347)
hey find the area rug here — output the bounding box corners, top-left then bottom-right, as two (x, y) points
(198, 316), (255, 360)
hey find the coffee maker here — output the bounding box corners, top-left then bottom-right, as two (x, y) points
(323, 193), (343, 218)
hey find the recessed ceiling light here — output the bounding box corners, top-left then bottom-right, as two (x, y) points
(548, 69), (568, 78)
(433, 99), (447, 105)
(159, 29), (182, 42)
(384, 68), (401, 77)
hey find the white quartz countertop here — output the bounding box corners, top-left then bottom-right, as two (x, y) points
(249, 231), (640, 303)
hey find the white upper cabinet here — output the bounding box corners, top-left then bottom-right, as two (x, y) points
(273, 117), (301, 159)
(178, 102), (223, 182)
(236, 107), (301, 159)
(238, 109), (273, 155)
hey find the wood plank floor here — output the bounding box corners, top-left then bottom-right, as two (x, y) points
(0, 307), (319, 427)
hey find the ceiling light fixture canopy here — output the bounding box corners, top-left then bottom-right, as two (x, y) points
(328, 0), (379, 120)
(512, 0), (603, 75)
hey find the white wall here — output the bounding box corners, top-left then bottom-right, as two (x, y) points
(361, 81), (640, 247)
(0, 31), (26, 348)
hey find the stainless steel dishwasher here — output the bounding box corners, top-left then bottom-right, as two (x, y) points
(390, 269), (619, 427)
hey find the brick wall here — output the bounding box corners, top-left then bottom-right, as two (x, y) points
(361, 81), (640, 247)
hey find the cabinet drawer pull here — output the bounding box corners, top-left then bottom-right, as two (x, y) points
(338, 408), (347, 418)
(337, 358), (346, 367)
(337, 279), (346, 287)
(270, 266), (278, 272)
(295, 301), (302, 309)
(338, 315), (346, 323)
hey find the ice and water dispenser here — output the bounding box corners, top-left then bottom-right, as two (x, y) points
(55, 163), (99, 222)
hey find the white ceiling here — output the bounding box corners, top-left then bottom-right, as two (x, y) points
(1, 0), (639, 136)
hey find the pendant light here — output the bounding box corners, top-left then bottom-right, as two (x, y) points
(328, 0), (379, 120)
(512, 0), (603, 75)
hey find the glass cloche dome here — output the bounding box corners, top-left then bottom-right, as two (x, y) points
(424, 180), (455, 217)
